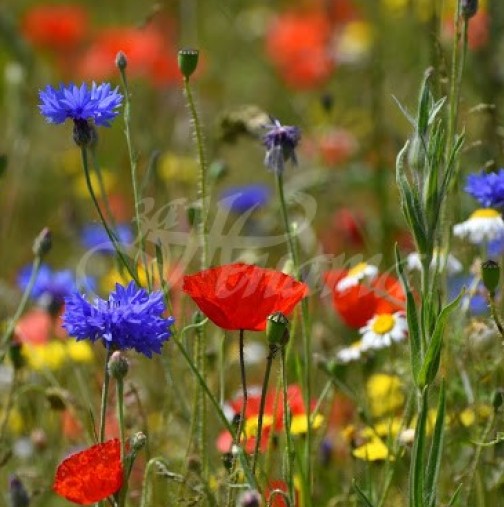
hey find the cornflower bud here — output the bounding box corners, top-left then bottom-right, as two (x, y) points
(461, 0), (478, 19)
(32, 227), (52, 258)
(107, 350), (129, 380)
(481, 260), (500, 296)
(115, 51), (128, 71)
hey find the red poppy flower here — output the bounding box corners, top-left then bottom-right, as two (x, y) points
(79, 24), (179, 87)
(183, 263), (309, 331)
(324, 270), (405, 328)
(53, 439), (123, 504)
(22, 4), (88, 50)
(265, 11), (334, 89)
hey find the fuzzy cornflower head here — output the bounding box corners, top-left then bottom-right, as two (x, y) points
(465, 169), (504, 209)
(62, 281), (174, 357)
(263, 118), (301, 174)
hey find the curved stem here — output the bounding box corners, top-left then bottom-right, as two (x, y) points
(281, 348), (295, 504)
(236, 329), (248, 446)
(80, 147), (139, 285)
(99, 348), (113, 442)
(0, 255), (41, 361)
(252, 345), (275, 474)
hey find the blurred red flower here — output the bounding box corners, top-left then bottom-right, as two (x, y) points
(265, 11), (334, 89)
(183, 263), (308, 331)
(22, 4), (88, 50)
(53, 439), (123, 504)
(79, 24), (179, 86)
(217, 384), (317, 454)
(265, 479), (299, 506)
(324, 270), (405, 328)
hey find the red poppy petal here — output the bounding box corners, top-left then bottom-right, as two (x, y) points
(53, 439), (123, 504)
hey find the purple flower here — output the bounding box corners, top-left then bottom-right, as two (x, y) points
(62, 281), (175, 357)
(39, 82), (123, 127)
(465, 169), (504, 209)
(80, 223), (134, 253)
(262, 118), (301, 174)
(219, 184), (271, 214)
(9, 474), (29, 507)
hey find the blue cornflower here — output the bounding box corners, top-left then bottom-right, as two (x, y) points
(80, 223), (134, 253)
(62, 281), (175, 357)
(465, 169), (504, 209)
(262, 118), (301, 174)
(39, 82), (123, 127)
(448, 275), (488, 316)
(219, 184), (271, 214)
(17, 264), (93, 308)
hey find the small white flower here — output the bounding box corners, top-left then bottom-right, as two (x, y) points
(453, 209), (504, 244)
(337, 262), (378, 291)
(336, 340), (365, 363)
(406, 250), (463, 275)
(360, 312), (408, 350)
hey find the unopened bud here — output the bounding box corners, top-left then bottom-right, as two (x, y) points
(8, 341), (25, 371)
(266, 312), (289, 346)
(9, 474), (30, 507)
(482, 260), (500, 295)
(131, 431), (147, 452)
(32, 227), (52, 258)
(493, 388), (504, 411)
(115, 51), (128, 71)
(237, 489), (262, 507)
(461, 0), (478, 18)
(107, 351), (129, 380)
(178, 49), (199, 79)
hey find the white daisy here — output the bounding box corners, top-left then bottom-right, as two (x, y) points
(336, 340), (366, 363)
(360, 312), (408, 351)
(406, 250), (463, 275)
(337, 262), (378, 291)
(453, 208), (504, 244)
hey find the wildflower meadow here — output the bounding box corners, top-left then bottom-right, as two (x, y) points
(2, 0), (504, 506)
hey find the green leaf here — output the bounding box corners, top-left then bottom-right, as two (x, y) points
(395, 246), (423, 382)
(0, 155), (7, 178)
(410, 387), (428, 507)
(446, 483), (463, 506)
(417, 292), (462, 387)
(353, 479), (375, 507)
(417, 69), (433, 136)
(428, 97), (447, 126)
(391, 95), (416, 126)
(425, 380), (446, 507)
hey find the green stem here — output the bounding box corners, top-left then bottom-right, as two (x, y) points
(90, 147), (115, 226)
(236, 329), (247, 446)
(281, 348), (295, 505)
(118, 67), (149, 290)
(488, 292), (504, 339)
(0, 255), (41, 361)
(183, 76), (208, 268)
(99, 349), (113, 443)
(80, 147), (139, 285)
(0, 369), (18, 439)
(116, 377), (127, 507)
(275, 172), (312, 505)
(252, 344), (275, 474)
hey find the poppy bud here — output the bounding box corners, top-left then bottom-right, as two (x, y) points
(9, 474), (29, 507)
(493, 388), (504, 411)
(32, 227), (52, 258)
(461, 0), (478, 18)
(9, 340), (25, 371)
(178, 49), (199, 79)
(115, 51), (128, 71)
(266, 312), (289, 346)
(481, 260), (500, 295)
(131, 431), (147, 452)
(107, 351), (129, 380)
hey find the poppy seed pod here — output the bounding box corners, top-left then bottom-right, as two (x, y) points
(178, 48), (199, 79)
(266, 312), (289, 346)
(481, 260), (500, 295)
(461, 0), (478, 19)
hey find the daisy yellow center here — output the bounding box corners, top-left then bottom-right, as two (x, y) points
(348, 262), (368, 278)
(372, 314), (395, 335)
(470, 209), (500, 219)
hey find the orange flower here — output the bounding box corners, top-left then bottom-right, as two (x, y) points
(22, 4), (88, 50)
(265, 11), (334, 89)
(53, 439), (123, 504)
(183, 263), (308, 331)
